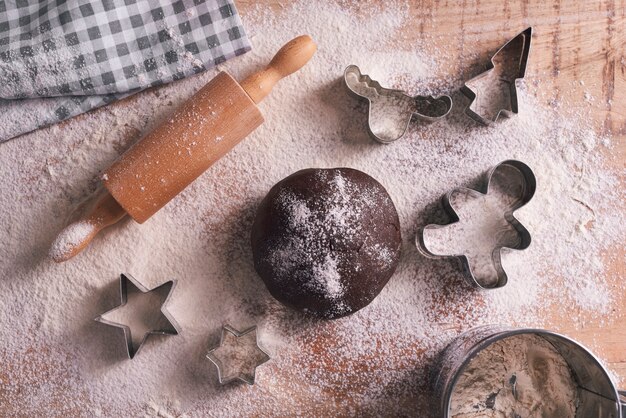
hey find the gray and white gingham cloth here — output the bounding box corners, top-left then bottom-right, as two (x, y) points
(0, 0), (251, 142)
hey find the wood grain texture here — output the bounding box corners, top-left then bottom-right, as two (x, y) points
(2, 0), (624, 415)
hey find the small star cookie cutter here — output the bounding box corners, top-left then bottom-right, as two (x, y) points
(416, 160), (536, 289)
(206, 324), (270, 385)
(343, 65), (452, 144)
(461, 27), (532, 125)
(95, 273), (180, 359)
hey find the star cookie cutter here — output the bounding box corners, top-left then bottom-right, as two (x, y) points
(416, 160), (536, 289)
(344, 65), (452, 144)
(461, 27), (532, 125)
(95, 273), (180, 359)
(206, 324), (270, 385)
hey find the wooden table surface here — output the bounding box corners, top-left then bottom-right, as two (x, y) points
(1, 0), (624, 415)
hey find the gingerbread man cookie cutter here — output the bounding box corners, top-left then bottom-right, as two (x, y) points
(416, 160), (536, 289)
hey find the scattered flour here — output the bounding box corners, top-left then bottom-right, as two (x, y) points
(0, 1), (623, 416)
(310, 254), (344, 299)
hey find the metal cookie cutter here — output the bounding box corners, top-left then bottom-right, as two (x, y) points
(461, 27), (532, 125)
(435, 326), (626, 417)
(344, 65), (452, 144)
(95, 273), (180, 359)
(416, 160), (536, 289)
(206, 324), (270, 385)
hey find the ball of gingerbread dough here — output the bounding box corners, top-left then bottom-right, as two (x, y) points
(251, 168), (401, 319)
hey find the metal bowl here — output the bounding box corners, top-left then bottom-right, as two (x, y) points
(434, 325), (626, 417)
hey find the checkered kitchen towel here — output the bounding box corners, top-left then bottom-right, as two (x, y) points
(0, 0), (251, 142)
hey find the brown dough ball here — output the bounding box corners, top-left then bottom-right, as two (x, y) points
(251, 168), (401, 319)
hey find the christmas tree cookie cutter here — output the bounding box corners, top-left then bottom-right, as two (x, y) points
(461, 27), (532, 125)
(343, 65), (452, 144)
(416, 160), (536, 289)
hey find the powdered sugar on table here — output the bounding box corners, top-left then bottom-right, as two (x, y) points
(0, 1), (623, 416)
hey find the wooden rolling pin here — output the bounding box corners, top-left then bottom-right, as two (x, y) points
(50, 35), (317, 262)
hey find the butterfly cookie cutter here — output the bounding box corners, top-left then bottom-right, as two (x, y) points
(415, 160), (536, 289)
(343, 65), (452, 144)
(461, 27), (532, 125)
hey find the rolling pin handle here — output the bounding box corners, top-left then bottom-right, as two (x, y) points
(240, 35), (317, 104)
(50, 189), (127, 262)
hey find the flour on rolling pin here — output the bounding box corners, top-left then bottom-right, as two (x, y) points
(48, 187), (127, 262)
(49, 35), (317, 262)
(101, 71), (265, 223)
(49, 221), (96, 261)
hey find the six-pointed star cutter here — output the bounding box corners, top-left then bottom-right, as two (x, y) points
(95, 273), (180, 359)
(207, 324), (270, 385)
